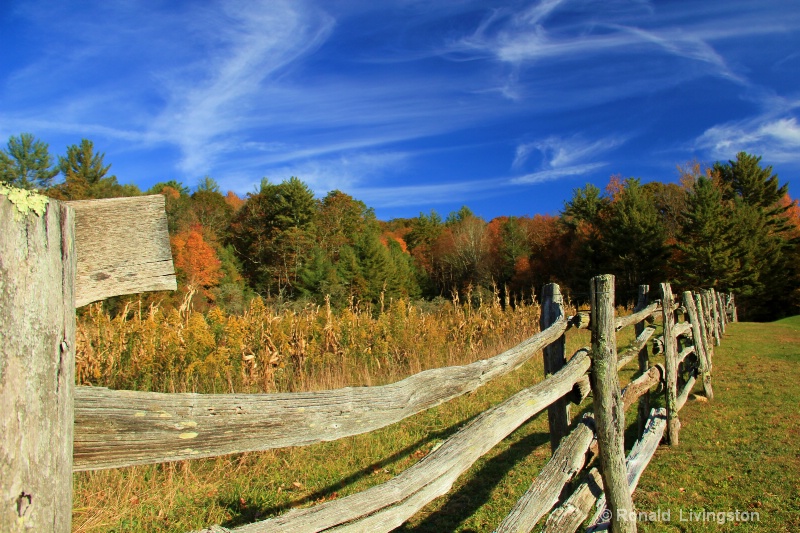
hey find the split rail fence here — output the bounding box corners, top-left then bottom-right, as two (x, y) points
(0, 191), (736, 532)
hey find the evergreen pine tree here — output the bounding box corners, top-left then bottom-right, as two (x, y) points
(55, 139), (120, 199)
(675, 177), (737, 290)
(0, 133), (58, 189)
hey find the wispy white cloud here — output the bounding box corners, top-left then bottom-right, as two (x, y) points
(349, 177), (505, 208)
(510, 163), (608, 185)
(441, 0), (799, 102)
(514, 135), (626, 170)
(148, 0), (336, 175)
(247, 151), (411, 196)
(697, 115), (800, 164)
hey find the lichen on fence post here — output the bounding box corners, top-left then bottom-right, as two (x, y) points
(589, 274), (636, 533)
(541, 283), (570, 453)
(0, 192), (76, 533)
(660, 283), (680, 446)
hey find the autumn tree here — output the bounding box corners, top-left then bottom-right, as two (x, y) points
(191, 177), (234, 241)
(148, 181), (194, 233)
(432, 210), (490, 297)
(171, 224), (223, 293)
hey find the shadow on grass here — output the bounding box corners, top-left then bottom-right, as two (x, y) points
(397, 421), (551, 533)
(216, 414), (483, 528)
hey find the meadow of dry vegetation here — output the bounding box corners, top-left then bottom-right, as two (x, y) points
(75, 290), (547, 395)
(73, 292), (567, 532)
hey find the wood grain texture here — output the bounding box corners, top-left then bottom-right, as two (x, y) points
(74, 316), (568, 471)
(672, 321), (692, 340)
(683, 292), (713, 400)
(570, 324), (655, 408)
(496, 416), (595, 533)
(542, 467), (604, 533)
(543, 375), (666, 533)
(541, 283), (570, 452)
(615, 301), (659, 331)
(1, 196), (75, 532)
(694, 293), (714, 372)
(587, 408), (667, 533)
(709, 288), (721, 346)
(589, 274), (635, 533)
(67, 195), (176, 307)
(717, 292), (727, 333)
(635, 285), (651, 440)
(216, 349), (592, 533)
(622, 365), (663, 412)
(660, 283), (680, 446)
(676, 373), (698, 412)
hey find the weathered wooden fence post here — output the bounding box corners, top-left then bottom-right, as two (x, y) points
(1, 192), (75, 532)
(660, 283), (680, 446)
(634, 285), (650, 438)
(694, 293), (714, 372)
(683, 291), (713, 401)
(590, 275), (636, 533)
(716, 292), (727, 334)
(709, 289), (721, 346)
(730, 293), (738, 322)
(701, 291), (718, 347)
(541, 283), (570, 453)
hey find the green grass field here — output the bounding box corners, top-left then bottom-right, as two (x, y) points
(632, 316), (800, 532)
(73, 317), (800, 532)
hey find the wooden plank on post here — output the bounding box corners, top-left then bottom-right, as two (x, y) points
(1, 192), (75, 532)
(589, 274), (636, 533)
(541, 283), (570, 453)
(660, 283), (680, 446)
(709, 288), (721, 346)
(694, 293), (714, 373)
(67, 195), (177, 307)
(495, 416), (595, 532)
(717, 292), (727, 333)
(701, 290), (717, 348)
(683, 291), (713, 400)
(634, 285), (650, 439)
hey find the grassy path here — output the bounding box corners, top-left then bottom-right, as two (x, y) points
(633, 317), (800, 532)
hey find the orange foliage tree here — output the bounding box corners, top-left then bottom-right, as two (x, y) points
(171, 224), (223, 293)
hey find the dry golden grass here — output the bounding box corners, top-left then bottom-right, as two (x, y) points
(75, 292), (545, 394)
(73, 293), (554, 532)
(72, 294), (642, 532)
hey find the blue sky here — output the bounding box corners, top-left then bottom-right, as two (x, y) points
(1, 0), (799, 221)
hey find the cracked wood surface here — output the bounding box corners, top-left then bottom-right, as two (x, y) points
(67, 195), (176, 307)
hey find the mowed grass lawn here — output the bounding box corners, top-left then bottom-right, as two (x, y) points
(73, 317), (800, 532)
(633, 316), (800, 532)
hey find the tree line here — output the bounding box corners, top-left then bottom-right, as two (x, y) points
(2, 133), (798, 319)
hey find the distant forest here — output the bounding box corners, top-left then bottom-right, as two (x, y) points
(2, 133), (799, 320)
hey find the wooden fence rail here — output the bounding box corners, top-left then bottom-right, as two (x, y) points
(0, 190), (736, 533)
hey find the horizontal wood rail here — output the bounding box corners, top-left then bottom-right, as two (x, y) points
(222, 349), (592, 533)
(74, 314), (569, 470)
